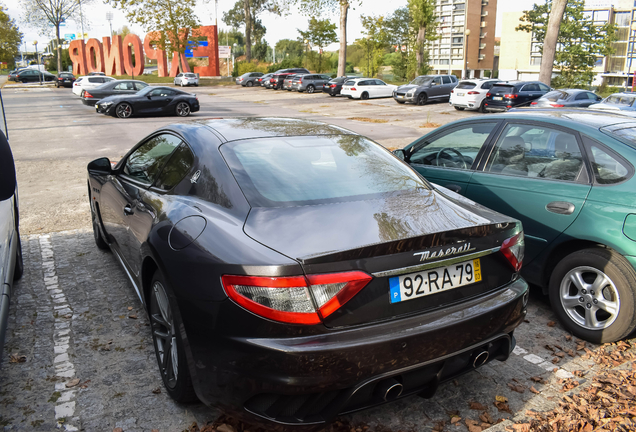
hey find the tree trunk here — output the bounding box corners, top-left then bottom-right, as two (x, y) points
(56, 25), (62, 73)
(244, 0), (252, 62)
(540, 0), (568, 86)
(337, 0), (349, 77)
(416, 26), (425, 72)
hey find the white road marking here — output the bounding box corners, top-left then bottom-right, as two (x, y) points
(513, 344), (574, 379)
(39, 235), (80, 431)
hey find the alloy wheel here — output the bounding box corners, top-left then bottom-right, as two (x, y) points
(150, 281), (178, 389)
(116, 103), (132, 118)
(176, 102), (191, 117)
(559, 266), (620, 330)
(307, 85), (315, 94)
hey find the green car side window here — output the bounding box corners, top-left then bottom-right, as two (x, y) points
(409, 123), (497, 169)
(486, 124), (583, 181)
(582, 135), (633, 185)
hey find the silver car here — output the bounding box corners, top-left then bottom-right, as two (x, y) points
(174, 73), (199, 87)
(292, 74), (333, 93)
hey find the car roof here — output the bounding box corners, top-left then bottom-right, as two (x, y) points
(478, 108), (636, 130)
(188, 117), (356, 143)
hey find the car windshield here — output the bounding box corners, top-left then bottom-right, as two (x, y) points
(136, 86), (155, 96)
(601, 125), (636, 148)
(411, 76), (434, 86)
(604, 95), (636, 106)
(221, 135), (430, 207)
(543, 90), (568, 101)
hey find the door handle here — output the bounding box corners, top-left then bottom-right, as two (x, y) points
(445, 184), (462, 193)
(123, 205), (134, 216)
(546, 201), (575, 215)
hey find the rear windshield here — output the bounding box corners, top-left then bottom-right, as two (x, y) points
(343, 80), (356, 86)
(456, 82), (477, 90)
(604, 95), (636, 106)
(601, 126), (636, 148)
(221, 135), (430, 207)
(490, 85), (516, 94)
(543, 90), (568, 101)
(185, 73), (196, 77)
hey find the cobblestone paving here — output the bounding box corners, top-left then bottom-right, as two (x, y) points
(0, 230), (633, 432)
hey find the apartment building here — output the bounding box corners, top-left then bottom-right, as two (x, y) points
(428, 0), (498, 78)
(498, 0), (635, 86)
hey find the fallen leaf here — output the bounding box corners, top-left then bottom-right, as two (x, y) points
(113, 429), (123, 432)
(495, 401), (512, 413)
(495, 395), (508, 403)
(128, 306), (133, 311)
(216, 424), (236, 432)
(65, 378), (80, 388)
(565, 335), (572, 341)
(512, 424), (530, 432)
(508, 382), (525, 393)
(530, 376), (545, 384)
(152, 387), (161, 394)
(530, 386), (540, 394)
(9, 353), (26, 363)
(470, 401), (487, 410)
(128, 314), (137, 319)
(450, 416), (461, 424)
(547, 321), (556, 327)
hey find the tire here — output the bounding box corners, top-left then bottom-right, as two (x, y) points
(548, 248), (636, 343)
(175, 102), (191, 117)
(246, 81), (253, 87)
(149, 269), (197, 403)
(478, 101), (487, 113)
(91, 205), (109, 250)
(417, 93), (428, 106)
(307, 85), (315, 94)
(13, 233), (23, 281)
(361, 92), (369, 100)
(454, 106), (465, 111)
(330, 94), (336, 97)
(115, 103), (133, 119)
(180, 81), (184, 87)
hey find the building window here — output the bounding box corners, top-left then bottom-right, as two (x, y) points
(439, 59), (449, 65)
(614, 11), (630, 27)
(452, 36), (463, 44)
(530, 57), (542, 66)
(593, 10), (609, 24)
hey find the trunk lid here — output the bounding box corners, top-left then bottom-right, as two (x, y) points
(244, 189), (521, 328)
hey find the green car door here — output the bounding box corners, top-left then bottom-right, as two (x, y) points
(465, 122), (592, 265)
(404, 121), (499, 194)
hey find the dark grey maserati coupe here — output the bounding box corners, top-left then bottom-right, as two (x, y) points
(87, 118), (528, 426)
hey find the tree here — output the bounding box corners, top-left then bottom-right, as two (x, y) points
(384, 7), (410, 80)
(21, 0), (87, 73)
(294, 0), (358, 77)
(113, 25), (132, 38)
(0, 7), (22, 69)
(107, 0), (199, 74)
(275, 38), (304, 60)
(408, 0), (437, 75)
(540, 0), (568, 86)
(298, 18), (338, 72)
(223, 0), (282, 62)
(517, 0), (617, 88)
(355, 15), (387, 77)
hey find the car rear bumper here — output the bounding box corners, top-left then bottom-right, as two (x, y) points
(183, 276), (528, 425)
(82, 97), (99, 106)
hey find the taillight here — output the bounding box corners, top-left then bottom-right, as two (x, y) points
(501, 232), (524, 272)
(451, 90), (454, 93)
(531, 102), (538, 105)
(222, 271), (372, 325)
(350, 87), (356, 91)
(504, 94), (518, 99)
(550, 103), (564, 107)
(84, 91), (93, 98)
(467, 91), (479, 95)
(330, 84), (336, 88)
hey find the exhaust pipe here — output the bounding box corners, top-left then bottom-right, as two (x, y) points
(473, 351), (489, 368)
(375, 378), (404, 402)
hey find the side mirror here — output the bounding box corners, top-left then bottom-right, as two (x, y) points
(147, 95), (152, 99)
(0, 132), (16, 201)
(393, 149), (407, 161)
(87, 157), (113, 175)
(597, 96), (602, 101)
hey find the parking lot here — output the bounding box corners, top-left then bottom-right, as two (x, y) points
(1, 82), (635, 432)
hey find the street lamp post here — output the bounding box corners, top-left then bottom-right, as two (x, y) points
(106, 11), (113, 37)
(304, 39), (310, 70)
(627, 22), (636, 91)
(34, 41), (42, 85)
(128, 42), (134, 80)
(463, 28), (471, 79)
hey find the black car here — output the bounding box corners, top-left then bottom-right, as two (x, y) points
(95, 86), (199, 118)
(257, 73), (273, 87)
(323, 76), (357, 96)
(13, 69), (56, 83)
(529, 89), (602, 108)
(484, 81), (551, 112)
(393, 75), (458, 105)
(55, 72), (76, 88)
(270, 68), (310, 90)
(0, 89), (23, 361)
(86, 117), (528, 426)
(82, 80), (149, 106)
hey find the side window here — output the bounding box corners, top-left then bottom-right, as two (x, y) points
(154, 144), (195, 190)
(433, 77), (442, 85)
(575, 92), (588, 101)
(115, 82), (134, 90)
(538, 83), (551, 92)
(442, 76), (451, 84)
(322, 75), (331, 80)
(89, 77), (99, 83)
(481, 82), (495, 90)
(409, 122), (497, 169)
(587, 92), (599, 100)
(375, 79), (385, 85)
(486, 124), (583, 181)
(582, 136), (633, 185)
(123, 134), (183, 184)
(134, 82), (148, 91)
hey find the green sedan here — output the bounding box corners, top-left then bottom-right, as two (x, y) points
(394, 109), (636, 343)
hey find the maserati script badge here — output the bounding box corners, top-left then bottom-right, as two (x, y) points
(413, 243), (476, 262)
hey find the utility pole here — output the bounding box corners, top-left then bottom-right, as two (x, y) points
(79, 0), (85, 41)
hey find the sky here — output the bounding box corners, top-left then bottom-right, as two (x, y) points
(5, 0), (540, 54)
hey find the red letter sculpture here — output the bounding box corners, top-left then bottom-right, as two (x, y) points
(85, 39), (104, 73)
(69, 40), (87, 76)
(144, 32), (168, 77)
(123, 34), (144, 77)
(192, 25), (220, 77)
(103, 36), (124, 76)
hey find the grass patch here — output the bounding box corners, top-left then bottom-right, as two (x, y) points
(440, 111), (452, 115)
(420, 122), (441, 128)
(253, 100), (267, 104)
(48, 392), (61, 403)
(347, 117), (389, 123)
(110, 75), (234, 86)
(299, 109), (318, 113)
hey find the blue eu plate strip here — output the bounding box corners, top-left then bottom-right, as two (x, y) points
(389, 277), (401, 303)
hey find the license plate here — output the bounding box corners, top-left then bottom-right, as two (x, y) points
(494, 96), (503, 101)
(398, 95), (404, 98)
(389, 259), (482, 303)
(457, 92), (464, 96)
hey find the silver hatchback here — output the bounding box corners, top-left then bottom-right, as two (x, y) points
(174, 73), (199, 87)
(292, 74), (333, 93)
